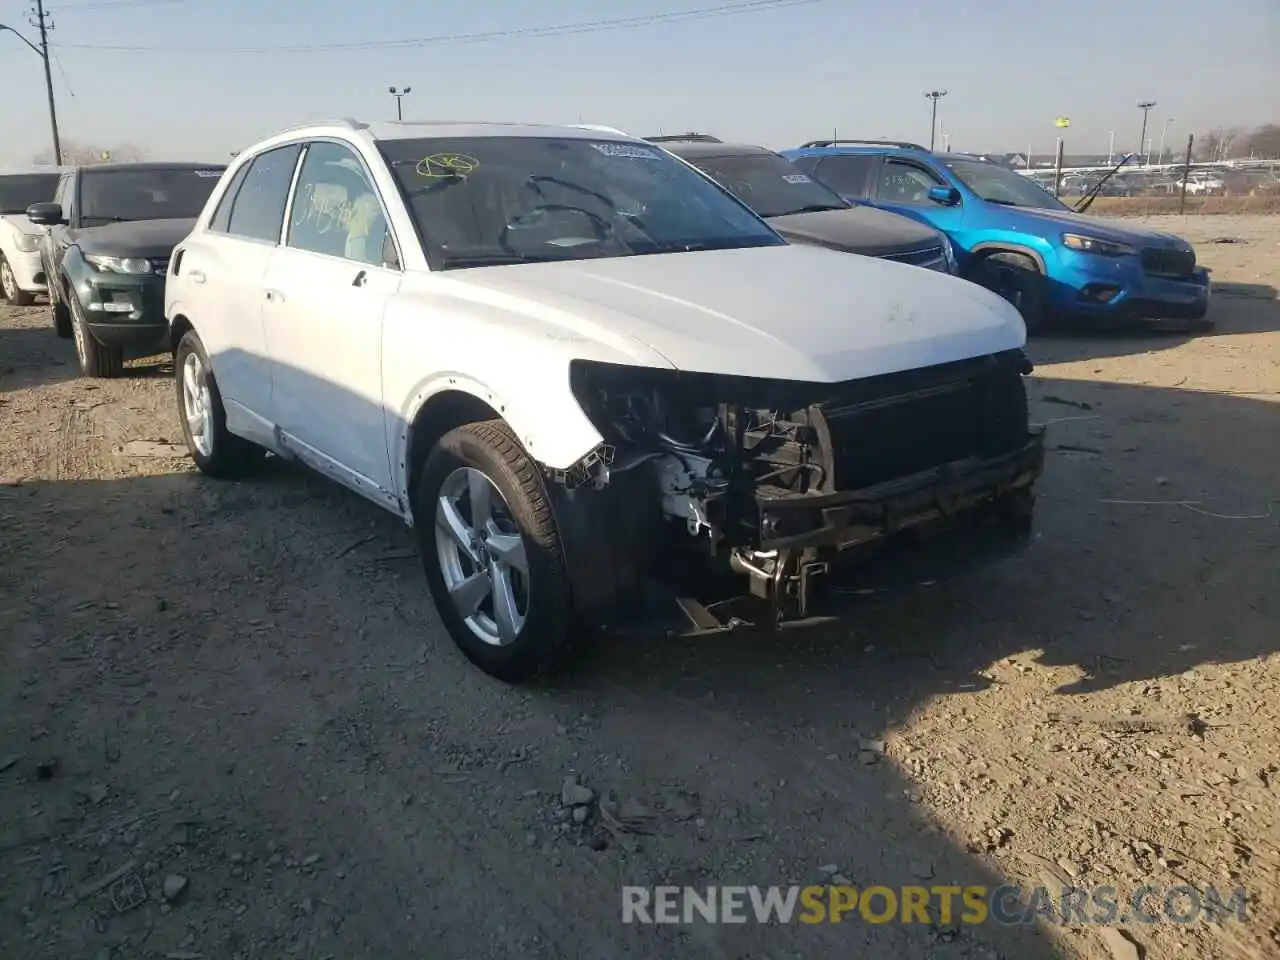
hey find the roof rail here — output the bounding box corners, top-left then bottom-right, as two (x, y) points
(644, 133), (723, 144)
(798, 138), (929, 151)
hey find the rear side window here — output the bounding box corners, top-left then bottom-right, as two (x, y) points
(225, 144), (302, 243)
(208, 164), (251, 233)
(813, 155), (877, 198)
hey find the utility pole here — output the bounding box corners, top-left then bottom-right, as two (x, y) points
(1136, 100), (1156, 163)
(32, 0), (62, 165)
(1, 3), (61, 164)
(924, 89), (947, 151)
(388, 86), (411, 122)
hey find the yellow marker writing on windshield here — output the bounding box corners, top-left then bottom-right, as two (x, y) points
(416, 154), (479, 179)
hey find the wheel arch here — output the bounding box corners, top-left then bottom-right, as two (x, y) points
(968, 241), (1048, 274)
(402, 388), (504, 522)
(169, 313), (195, 354)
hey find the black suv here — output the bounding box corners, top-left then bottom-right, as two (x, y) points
(648, 134), (955, 273)
(27, 162), (226, 377)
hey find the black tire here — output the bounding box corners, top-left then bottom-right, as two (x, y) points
(415, 420), (581, 683)
(174, 329), (264, 478)
(0, 254), (36, 306)
(67, 290), (124, 377)
(52, 299), (72, 338)
(975, 251), (1049, 335)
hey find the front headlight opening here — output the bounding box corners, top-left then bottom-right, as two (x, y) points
(1062, 233), (1135, 258)
(86, 255), (153, 275)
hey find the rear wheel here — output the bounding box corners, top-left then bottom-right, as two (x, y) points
(0, 254), (35, 307)
(974, 251), (1049, 335)
(174, 329), (264, 477)
(68, 291), (124, 378)
(415, 420), (581, 683)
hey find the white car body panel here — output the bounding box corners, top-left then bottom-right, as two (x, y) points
(166, 119), (1028, 526)
(0, 214), (47, 292)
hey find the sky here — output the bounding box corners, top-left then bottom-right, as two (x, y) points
(1, 0), (1277, 166)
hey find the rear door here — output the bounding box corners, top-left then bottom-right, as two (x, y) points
(177, 144), (302, 434)
(801, 154), (880, 202)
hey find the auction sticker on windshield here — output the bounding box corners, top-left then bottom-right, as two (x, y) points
(783, 174), (812, 184)
(590, 143), (661, 160)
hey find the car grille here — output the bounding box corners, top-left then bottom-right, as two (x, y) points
(1140, 247), (1195, 277)
(882, 245), (948, 272)
(818, 352), (1029, 491)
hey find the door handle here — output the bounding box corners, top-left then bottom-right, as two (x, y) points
(188, 269), (206, 284)
(352, 270), (368, 288)
(264, 289), (284, 303)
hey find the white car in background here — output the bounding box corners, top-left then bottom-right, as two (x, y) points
(0, 167), (64, 305)
(165, 119), (1045, 682)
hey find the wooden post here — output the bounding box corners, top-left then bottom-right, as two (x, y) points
(1053, 139), (1065, 199)
(1179, 134), (1194, 215)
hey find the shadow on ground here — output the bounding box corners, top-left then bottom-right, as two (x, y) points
(1, 375), (1276, 959)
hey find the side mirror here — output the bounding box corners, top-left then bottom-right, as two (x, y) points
(927, 185), (961, 206)
(27, 202), (65, 226)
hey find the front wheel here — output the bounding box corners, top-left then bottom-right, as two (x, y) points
(174, 329), (264, 477)
(973, 252), (1049, 335)
(0, 254), (35, 307)
(68, 291), (124, 377)
(415, 420), (581, 683)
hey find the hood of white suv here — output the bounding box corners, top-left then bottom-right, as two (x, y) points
(443, 243), (1026, 382)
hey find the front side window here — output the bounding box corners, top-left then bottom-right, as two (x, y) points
(944, 159), (1068, 211)
(876, 160), (945, 204)
(225, 145), (302, 242)
(287, 141), (391, 266)
(685, 153), (848, 218)
(0, 174), (60, 215)
(78, 167), (226, 226)
(377, 136), (782, 270)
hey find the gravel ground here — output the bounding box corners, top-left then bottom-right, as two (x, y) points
(2, 214), (1277, 960)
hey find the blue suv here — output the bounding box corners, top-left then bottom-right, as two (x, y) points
(780, 139), (1212, 333)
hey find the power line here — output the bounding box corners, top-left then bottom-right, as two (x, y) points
(52, 0), (185, 11)
(51, 0), (823, 53)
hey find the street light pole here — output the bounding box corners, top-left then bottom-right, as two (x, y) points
(1137, 100), (1156, 163)
(388, 86), (411, 122)
(924, 89), (947, 151)
(1157, 118), (1174, 166)
(1107, 131), (1115, 165)
(1, 2), (62, 165)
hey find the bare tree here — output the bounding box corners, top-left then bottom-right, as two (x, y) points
(31, 140), (146, 165)
(1239, 124), (1280, 159)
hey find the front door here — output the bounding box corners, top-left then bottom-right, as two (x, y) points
(262, 139), (403, 509)
(870, 158), (965, 234)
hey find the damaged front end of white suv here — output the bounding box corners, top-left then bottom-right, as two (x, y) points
(543, 348), (1044, 633)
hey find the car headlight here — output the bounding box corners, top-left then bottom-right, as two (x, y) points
(85, 254), (153, 275)
(1062, 233), (1136, 257)
(14, 234), (40, 253)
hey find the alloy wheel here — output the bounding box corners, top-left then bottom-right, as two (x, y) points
(181, 351), (214, 457)
(433, 466), (530, 646)
(0, 260), (15, 301)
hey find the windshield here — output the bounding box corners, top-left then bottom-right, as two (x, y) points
(944, 160), (1068, 211)
(377, 136), (783, 269)
(0, 173), (60, 215)
(684, 152), (848, 218)
(79, 167), (225, 225)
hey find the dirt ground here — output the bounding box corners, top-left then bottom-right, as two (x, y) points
(2, 214), (1277, 960)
